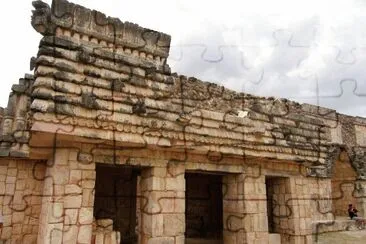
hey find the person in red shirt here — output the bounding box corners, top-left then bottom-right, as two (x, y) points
(348, 204), (366, 229)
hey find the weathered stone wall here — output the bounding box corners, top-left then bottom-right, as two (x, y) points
(0, 0), (364, 243)
(37, 148), (96, 244)
(26, 0), (343, 179)
(0, 75), (33, 158)
(139, 162), (185, 244)
(0, 159), (46, 243)
(331, 150), (358, 217)
(27, 0), (366, 181)
(0, 0), (360, 179)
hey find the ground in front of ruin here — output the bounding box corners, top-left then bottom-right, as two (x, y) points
(316, 230), (366, 244)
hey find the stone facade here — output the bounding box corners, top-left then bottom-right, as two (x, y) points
(0, 0), (365, 243)
(0, 160), (45, 242)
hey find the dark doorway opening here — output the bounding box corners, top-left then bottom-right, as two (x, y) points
(185, 172), (223, 244)
(265, 175), (289, 239)
(266, 176), (276, 233)
(94, 164), (140, 244)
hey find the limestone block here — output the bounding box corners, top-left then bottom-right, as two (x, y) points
(15, 179), (25, 190)
(167, 162), (185, 177)
(223, 199), (241, 213)
(355, 125), (366, 146)
(165, 175), (185, 191)
(7, 168), (17, 177)
(79, 207), (93, 225)
(104, 232), (112, 244)
(0, 165), (7, 175)
(244, 200), (258, 213)
(145, 237), (175, 244)
(48, 202), (63, 223)
(2, 204), (12, 215)
(5, 176), (17, 184)
(64, 195), (82, 208)
(95, 232), (104, 244)
(243, 215), (254, 232)
(141, 176), (165, 191)
(65, 184), (82, 194)
(0, 182), (5, 194)
(55, 149), (70, 165)
(254, 232), (269, 244)
(81, 179), (95, 189)
(22, 234), (37, 244)
(163, 214), (185, 236)
(159, 198), (175, 213)
(174, 198), (185, 213)
(225, 213), (244, 233)
(78, 224), (92, 244)
(142, 213), (163, 236)
(1, 226), (12, 239)
(110, 231), (117, 244)
(253, 213), (268, 232)
(151, 167), (167, 177)
(65, 209), (78, 225)
(225, 183), (238, 198)
(95, 219), (113, 231)
(82, 188), (95, 207)
(243, 182), (256, 195)
(22, 224), (33, 234)
(54, 185), (65, 196)
(69, 149), (79, 161)
(82, 170), (96, 180)
(69, 170), (82, 184)
(48, 166), (69, 185)
(175, 235), (184, 244)
(12, 212), (25, 224)
(143, 192), (164, 214)
(5, 183), (15, 195)
(12, 224), (22, 235)
(48, 223), (63, 244)
(63, 225), (78, 244)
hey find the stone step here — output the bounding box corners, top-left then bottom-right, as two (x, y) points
(313, 219), (365, 234)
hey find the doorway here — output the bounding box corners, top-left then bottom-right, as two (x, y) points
(185, 173), (223, 244)
(94, 164), (140, 244)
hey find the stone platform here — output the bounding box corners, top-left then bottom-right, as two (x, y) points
(313, 216), (364, 234)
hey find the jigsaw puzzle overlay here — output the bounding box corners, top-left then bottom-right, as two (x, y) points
(0, 0), (365, 243)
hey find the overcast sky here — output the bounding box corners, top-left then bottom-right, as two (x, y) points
(1, 0), (366, 117)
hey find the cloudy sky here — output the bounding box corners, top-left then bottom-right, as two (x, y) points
(1, 0), (366, 116)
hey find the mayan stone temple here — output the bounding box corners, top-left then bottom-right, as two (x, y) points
(0, 0), (366, 243)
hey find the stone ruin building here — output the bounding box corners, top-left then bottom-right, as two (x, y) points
(0, 0), (365, 243)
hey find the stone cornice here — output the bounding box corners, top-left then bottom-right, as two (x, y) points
(31, 0), (171, 58)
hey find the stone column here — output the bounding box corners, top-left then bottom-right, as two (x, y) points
(222, 174), (245, 244)
(355, 180), (366, 217)
(139, 162), (185, 244)
(286, 177), (313, 244)
(242, 173), (268, 244)
(37, 149), (96, 244)
(223, 172), (268, 244)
